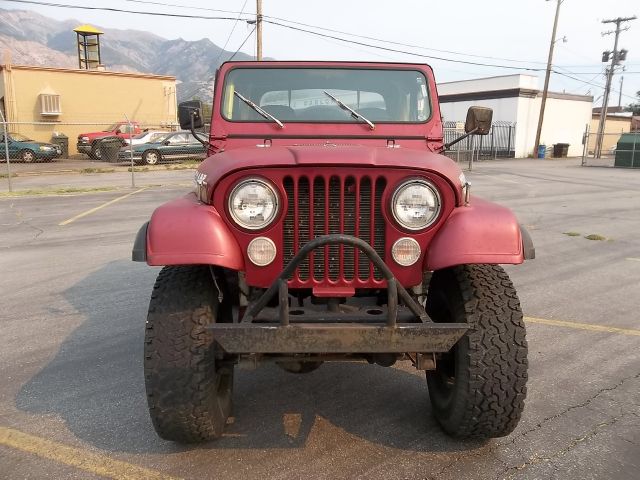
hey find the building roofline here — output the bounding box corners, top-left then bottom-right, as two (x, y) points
(0, 64), (175, 81)
(438, 73), (538, 85)
(440, 87), (592, 103)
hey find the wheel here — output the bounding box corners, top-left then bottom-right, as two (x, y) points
(142, 149), (161, 165)
(20, 149), (36, 163)
(426, 264), (528, 439)
(90, 142), (102, 160)
(144, 265), (234, 443)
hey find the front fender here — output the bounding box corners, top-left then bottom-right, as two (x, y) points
(133, 193), (244, 270)
(425, 197), (532, 271)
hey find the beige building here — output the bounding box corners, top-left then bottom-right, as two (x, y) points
(588, 113), (632, 154)
(0, 63), (177, 155)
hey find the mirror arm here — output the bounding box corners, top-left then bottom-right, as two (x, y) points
(190, 112), (210, 148)
(438, 127), (479, 152)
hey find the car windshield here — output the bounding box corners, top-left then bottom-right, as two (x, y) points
(9, 133), (33, 141)
(103, 123), (120, 132)
(133, 132), (150, 139)
(221, 68), (431, 123)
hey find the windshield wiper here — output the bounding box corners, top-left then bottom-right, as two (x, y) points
(322, 91), (375, 130)
(233, 91), (284, 129)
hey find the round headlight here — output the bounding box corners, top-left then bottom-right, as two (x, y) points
(391, 179), (441, 230)
(228, 178), (279, 230)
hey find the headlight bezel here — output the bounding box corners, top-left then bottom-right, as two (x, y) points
(227, 177), (280, 231)
(391, 178), (442, 231)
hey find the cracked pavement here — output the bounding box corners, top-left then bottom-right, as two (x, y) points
(1, 158), (639, 479)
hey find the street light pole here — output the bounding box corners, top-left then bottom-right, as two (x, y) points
(533, 0), (562, 158)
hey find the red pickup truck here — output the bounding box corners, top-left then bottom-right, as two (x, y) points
(77, 121), (143, 159)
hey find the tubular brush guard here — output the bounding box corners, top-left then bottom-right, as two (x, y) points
(208, 235), (468, 354)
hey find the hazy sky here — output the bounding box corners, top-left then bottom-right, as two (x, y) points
(4, 0), (640, 106)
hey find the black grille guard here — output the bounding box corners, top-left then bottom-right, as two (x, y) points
(208, 235), (468, 354)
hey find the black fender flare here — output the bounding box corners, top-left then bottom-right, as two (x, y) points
(520, 224), (535, 260)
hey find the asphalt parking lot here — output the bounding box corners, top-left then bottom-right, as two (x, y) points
(1, 158), (639, 479)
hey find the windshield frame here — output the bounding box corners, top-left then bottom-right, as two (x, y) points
(219, 66), (433, 126)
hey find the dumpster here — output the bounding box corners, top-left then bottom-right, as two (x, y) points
(614, 133), (640, 168)
(537, 144), (546, 159)
(99, 136), (123, 163)
(51, 132), (68, 158)
(553, 143), (569, 158)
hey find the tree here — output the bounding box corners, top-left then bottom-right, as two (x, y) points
(627, 90), (640, 115)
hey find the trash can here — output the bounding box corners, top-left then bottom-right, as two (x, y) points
(553, 143), (570, 158)
(51, 132), (68, 158)
(537, 144), (546, 159)
(99, 136), (123, 163)
(614, 132), (640, 168)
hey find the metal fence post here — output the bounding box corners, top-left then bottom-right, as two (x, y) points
(468, 136), (474, 171)
(581, 123), (590, 166)
(0, 110), (12, 192)
(124, 114), (135, 188)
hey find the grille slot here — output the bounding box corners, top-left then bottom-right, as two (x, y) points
(283, 174), (386, 284)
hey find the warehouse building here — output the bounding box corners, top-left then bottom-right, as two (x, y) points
(438, 74), (593, 158)
(0, 62), (177, 155)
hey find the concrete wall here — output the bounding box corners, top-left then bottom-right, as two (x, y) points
(0, 65), (177, 154)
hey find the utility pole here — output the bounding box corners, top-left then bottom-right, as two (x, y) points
(533, 0), (562, 158)
(256, 0), (263, 61)
(595, 16), (636, 158)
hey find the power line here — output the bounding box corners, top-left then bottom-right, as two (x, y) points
(212, 0), (249, 66)
(228, 26), (256, 61)
(1, 0), (245, 21)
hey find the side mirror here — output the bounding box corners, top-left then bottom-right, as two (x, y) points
(465, 106), (493, 135)
(162, 140), (170, 146)
(178, 100), (204, 130)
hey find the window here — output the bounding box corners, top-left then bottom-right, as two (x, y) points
(39, 94), (62, 116)
(222, 68), (431, 123)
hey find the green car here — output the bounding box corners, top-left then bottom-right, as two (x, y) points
(118, 131), (206, 165)
(0, 133), (62, 162)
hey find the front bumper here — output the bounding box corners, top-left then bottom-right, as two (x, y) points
(209, 234), (468, 354)
(77, 143), (91, 154)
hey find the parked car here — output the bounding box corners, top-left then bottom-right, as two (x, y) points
(77, 121), (143, 159)
(133, 61), (535, 443)
(0, 133), (62, 162)
(118, 131), (206, 165)
(122, 130), (170, 146)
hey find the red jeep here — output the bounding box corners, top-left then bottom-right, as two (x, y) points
(133, 61), (535, 443)
(77, 121), (142, 159)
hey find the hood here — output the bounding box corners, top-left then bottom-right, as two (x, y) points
(198, 144), (464, 203)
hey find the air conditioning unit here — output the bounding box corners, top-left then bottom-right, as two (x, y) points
(39, 94), (62, 116)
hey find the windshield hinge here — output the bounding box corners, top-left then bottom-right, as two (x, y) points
(387, 139), (400, 149)
(257, 138), (272, 148)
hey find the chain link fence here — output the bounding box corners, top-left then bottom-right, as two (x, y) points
(581, 125), (640, 168)
(1, 118), (212, 191)
(2, 117), (517, 191)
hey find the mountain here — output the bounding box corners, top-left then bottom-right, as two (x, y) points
(0, 8), (256, 101)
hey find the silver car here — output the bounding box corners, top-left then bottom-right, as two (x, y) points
(122, 130), (171, 146)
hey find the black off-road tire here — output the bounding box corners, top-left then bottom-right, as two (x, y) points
(426, 264), (528, 439)
(144, 265), (234, 443)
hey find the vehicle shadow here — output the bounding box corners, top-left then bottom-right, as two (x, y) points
(16, 260), (485, 455)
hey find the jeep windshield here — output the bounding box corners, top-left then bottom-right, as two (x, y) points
(221, 68), (431, 124)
